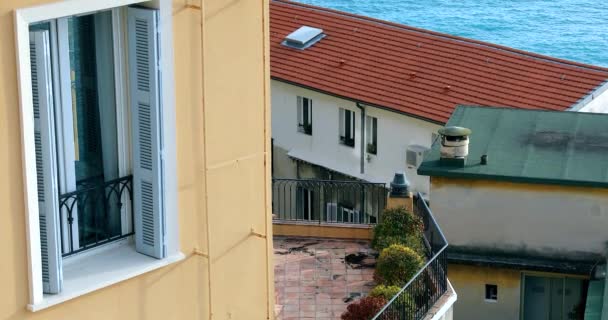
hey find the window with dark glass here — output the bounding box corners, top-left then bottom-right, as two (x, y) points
(366, 116), (377, 155)
(339, 108), (355, 147)
(297, 96), (312, 135)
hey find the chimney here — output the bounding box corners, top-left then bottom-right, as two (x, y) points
(438, 126), (471, 167)
(386, 172), (413, 212)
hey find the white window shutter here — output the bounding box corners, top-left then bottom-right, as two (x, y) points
(339, 108), (345, 137)
(297, 96), (303, 126)
(30, 30), (63, 294)
(128, 7), (165, 259)
(307, 99), (312, 124)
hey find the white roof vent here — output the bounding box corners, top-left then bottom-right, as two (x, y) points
(282, 26), (326, 50)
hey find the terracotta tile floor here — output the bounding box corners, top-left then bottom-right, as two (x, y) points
(274, 237), (377, 320)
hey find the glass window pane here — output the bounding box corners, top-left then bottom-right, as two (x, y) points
(67, 11), (120, 247)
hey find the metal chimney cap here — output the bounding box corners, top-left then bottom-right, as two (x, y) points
(438, 126), (472, 137)
(390, 172), (410, 197)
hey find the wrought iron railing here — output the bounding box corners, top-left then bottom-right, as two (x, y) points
(272, 178), (387, 224)
(372, 193), (449, 320)
(58, 175), (134, 257)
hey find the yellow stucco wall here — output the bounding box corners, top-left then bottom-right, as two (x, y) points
(449, 264), (522, 320)
(0, 0), (272, 319)
(430, 177), (608, 257)
(449, 264), (590, 320)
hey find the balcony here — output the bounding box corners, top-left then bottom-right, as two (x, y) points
(272, 178), (387, 225)
(372, 195), (455, 320)
(272, 177), (456, 320)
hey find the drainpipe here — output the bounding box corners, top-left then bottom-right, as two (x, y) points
(356, 102), (365, 174)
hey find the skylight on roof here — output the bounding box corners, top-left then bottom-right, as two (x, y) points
(282, 26), (325, 50)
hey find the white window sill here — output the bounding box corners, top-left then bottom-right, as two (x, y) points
(28, 240), (185, 312)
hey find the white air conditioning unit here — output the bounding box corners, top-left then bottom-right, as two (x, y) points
(406, 145), (430, 169)
(326, 203), (338, 222)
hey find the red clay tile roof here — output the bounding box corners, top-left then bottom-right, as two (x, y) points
(270, 1), (608, 123)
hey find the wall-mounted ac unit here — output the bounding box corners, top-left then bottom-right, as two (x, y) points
(406, 145), (430, 169)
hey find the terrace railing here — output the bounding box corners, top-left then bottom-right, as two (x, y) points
(372, 193), (449, 320)
(58, 175), (134, 257)
(272, 178), (387, 224)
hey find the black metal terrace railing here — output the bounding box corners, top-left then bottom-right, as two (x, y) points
(272, 178), (388, 224)
(58, 175), (134, 257)
(372, 193), (449, 320)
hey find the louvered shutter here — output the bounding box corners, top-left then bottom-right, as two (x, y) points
(30, 30), (63, 293)
(297, 96), (303, 126)
(339, 108), (345, 138)
(128, 7), (165, 259)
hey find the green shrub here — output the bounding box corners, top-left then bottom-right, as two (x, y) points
(369, 285), (402, 300)
(372, 207), (425, 254)
(341, 296), (387, 320)
(374, 244), (424, 287)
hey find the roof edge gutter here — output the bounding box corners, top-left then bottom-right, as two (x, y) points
(271, 77), (446, 125)
(569, 80), (608, 112)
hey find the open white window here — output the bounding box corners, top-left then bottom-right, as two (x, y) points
(16, 0), (180, 311)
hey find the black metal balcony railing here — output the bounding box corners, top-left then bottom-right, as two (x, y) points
(272, 178), (387, 224)
(372, 194), (449, 320)
(58, 175), (134, 257)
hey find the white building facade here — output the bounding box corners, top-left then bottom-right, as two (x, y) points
(271, 80), (441, 197)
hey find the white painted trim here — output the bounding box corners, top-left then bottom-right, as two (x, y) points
(16, 0), (149, 23)
(427, 280), (457, 320)
(157, 0), (180, 256)
(54, 17), (80, 253)
(568, 81), (608, 112)
(112, 7), (134, 235)
(28, 242), (185, 312)
(15, 8), (44, 307)
(15, 0), (178, 308)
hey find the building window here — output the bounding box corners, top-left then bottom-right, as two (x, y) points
(522, 275), (586, 319)
(339, 108), (355, 147)
(297, 96), (312, 135)
(20, 3), (178, 303)
(485, 284), (498, 302)
(366, 116), (377, 155)
(296, 186), (314, 220)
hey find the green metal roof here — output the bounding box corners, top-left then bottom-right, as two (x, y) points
(418, 106), (608, 188)
(584, 280), (604, 320)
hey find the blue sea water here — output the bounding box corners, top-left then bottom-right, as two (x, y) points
(294, 0), (608, 67)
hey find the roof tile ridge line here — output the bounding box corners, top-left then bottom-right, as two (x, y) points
(569, 80), (608, 111)
(271, 0), (608, 74)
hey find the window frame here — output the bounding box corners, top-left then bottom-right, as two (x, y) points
(339, 108), (355, 147)
(15, 0), (180, 309)
(297, 96), (312, 135)
(365, 115), (377, 155)
(485, 283), (498, 302)
(44, 8), (132, 257)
